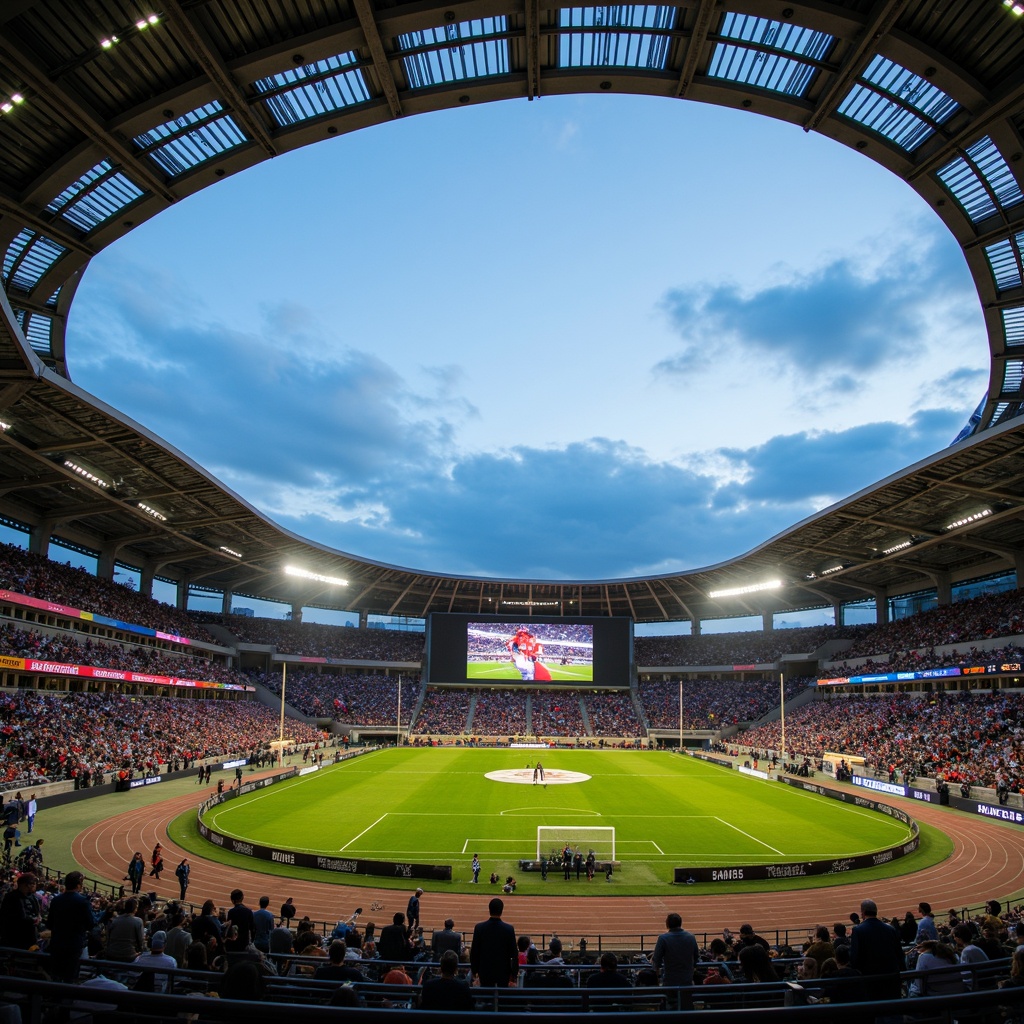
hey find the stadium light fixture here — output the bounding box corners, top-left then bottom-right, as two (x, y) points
(137, 501), (167, 522)
(882, 539), (912, 555)
(1004, 0), (1024, 16)
(220, 545), (243, 558)
(945, 508), (992, 531)
(708, 579), (782, 599)
(819, 564), (845, 576)
(285, 565), (347, 586)
(64, 459), (109, 489)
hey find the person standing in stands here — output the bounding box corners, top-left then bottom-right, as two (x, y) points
(226, 888), (255, 951)
(470, 897), (517, 988)
(652, 912), (698, 1008)
(46, 871), (95, 983)
(849, 898), (905, 1007)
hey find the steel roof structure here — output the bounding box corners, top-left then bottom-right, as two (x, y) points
(0, 0), (1022, 626)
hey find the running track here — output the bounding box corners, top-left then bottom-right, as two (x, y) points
(73, 776), (1024, 941)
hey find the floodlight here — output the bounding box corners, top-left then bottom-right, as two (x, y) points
(137, 501), (167, 521)
(945, 509), (992, 531)
(708, 579), (782, 599)
(220, 545), (243, 558)
(285, 565), (347, 586)
(64, 459), (109, 488)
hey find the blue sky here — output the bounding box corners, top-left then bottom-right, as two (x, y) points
(67, 93), (986, 589)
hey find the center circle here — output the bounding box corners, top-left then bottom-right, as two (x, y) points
(485, 768), (591, 785)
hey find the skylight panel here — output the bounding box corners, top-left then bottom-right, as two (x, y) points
(937, 136), (1024, 223)
(3, 229), (67, 292)
(837, 55), (959, 151)
(557, 6), (675, 70)
(23, 312), (52, 355)
(708, 13), (832, 97)
(1003, 359), (1024, 393)
(984, 230), (1024, 291)
(46, 161), (145, 232)
(133, 102), (248, 177)
(253, 53), (370, 126)
(399, 18), (510, 88)
(1003, 307), (1024, 347)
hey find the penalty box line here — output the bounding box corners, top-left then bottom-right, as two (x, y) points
(340, 813), (387, 852)
(714, 816), (783, 855)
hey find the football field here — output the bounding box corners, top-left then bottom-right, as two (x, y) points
(198, 748), (918, 892)
(465, 662), (593, 682)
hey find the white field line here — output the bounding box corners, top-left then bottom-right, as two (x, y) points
(714, 816), (784, 856)
(340, 814), (388, 852)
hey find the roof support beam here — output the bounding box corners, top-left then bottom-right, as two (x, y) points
(674, 0), (715, 99)
(350, 0), (403, 118)
(525, 0), (540, 99)
(0, 194), (94, 256)
(161, 0), (277, 158)
(804, 0), (908, 133)
(0, 36), (178, 205)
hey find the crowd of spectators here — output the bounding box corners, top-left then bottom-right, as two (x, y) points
(843, 589), (1024, 659)
(0, 692), (323, 786)
(739, 690), (1024, 790)
(531, 693), (585, 737)
(1, 874), (1022, 1013)
(581, 692), (642, 736)
(252, 670), (419, 726)
(0, 624), (249, 687)
(414, 689), (471, 734)
(192, 614), (425, 661)
(0, 543), (213, 642)
(470, 691), (530, 735)
(637, 678), (807, 730)
(635, 627), (866, 667)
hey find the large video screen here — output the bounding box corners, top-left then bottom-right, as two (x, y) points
(426, 613), (633, 688)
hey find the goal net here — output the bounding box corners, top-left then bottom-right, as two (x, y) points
(537, 826), (616, 862)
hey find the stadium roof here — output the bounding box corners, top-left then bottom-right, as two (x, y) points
(0, 0), (1022, 625)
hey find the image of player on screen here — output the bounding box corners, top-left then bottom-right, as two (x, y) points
(506, 628), (552, 682)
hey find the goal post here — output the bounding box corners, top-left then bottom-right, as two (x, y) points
(537, 826), (616, 862)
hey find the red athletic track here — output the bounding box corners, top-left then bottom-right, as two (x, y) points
(73, 775), (1024, 940)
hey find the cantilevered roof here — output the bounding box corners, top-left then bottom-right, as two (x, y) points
(0, 0), (1021, 623)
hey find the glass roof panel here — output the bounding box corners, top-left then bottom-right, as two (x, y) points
(2, 229), (67, 292)
(24, 312), (52, 355)
(837, 55), (959, 151)
(46, 161), (145, 232)
(133, 102), (248, 177)
(1003, 358), (1024, 393)
(398, 18), (510, 87)
(937, 136), (1024, 223)
(984, 230), (1024, 291)
(557, 6), (675, 70)
(253, 53), (370, 126)
(708, 13), (832, 96)
(1004, 306), (1024, 347)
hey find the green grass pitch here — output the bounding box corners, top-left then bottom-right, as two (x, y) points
(465, 662), (593, 682)
(192, 748), (938, 895)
